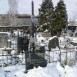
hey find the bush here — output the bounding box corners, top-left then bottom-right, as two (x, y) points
(67, 59), (76, 66)
(61, 59), (76, 67)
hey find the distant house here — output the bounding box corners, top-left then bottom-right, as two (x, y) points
(68, 19), (77, 32)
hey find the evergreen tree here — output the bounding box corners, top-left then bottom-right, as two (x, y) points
(54, 0), (68, 32)
(38, 0), (54, 32)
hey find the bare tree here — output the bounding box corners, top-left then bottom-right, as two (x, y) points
(8, 0), (18, 26)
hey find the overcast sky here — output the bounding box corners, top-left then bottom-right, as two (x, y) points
(0, 0), (77, 20)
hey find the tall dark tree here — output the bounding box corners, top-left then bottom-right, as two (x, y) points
(38, 0), (54, 32)
(54, 0), (68, 32)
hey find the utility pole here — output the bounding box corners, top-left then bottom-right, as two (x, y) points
(31, 0), (35, 52)
(16, 0), (36, 73)
(32, 0), (34, 37)
(24, 0), (35, 73)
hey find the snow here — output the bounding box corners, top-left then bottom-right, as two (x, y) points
(48, 36), (57, 41)
(36, 33), (46, 44)
(0, 63), (59, 77)
(0, 62), (77, 77)
(11, 50), (17, 55)
(0, 32), (77, 77)
(0, 32), (11, 36)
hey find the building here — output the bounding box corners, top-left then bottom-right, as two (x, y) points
(68, 19), (77, 32)
(0, 14), (38, 31)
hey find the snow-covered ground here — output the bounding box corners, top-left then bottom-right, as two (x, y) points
(0, 32), (77, 77)
(0, 62), (77, 77)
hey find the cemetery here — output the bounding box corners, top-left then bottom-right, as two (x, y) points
(0, 0), (77, 77)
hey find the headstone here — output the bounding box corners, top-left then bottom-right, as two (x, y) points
(17, 36), (29, 53)
(48, 36), (59, 51)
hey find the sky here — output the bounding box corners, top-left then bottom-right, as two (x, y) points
(0, 0), (77, 19)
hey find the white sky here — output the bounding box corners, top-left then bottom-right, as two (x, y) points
(0, 0), (77, 19)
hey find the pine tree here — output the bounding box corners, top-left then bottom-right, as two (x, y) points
(38, 0), (54, 32)
(54, 0), (68, 32)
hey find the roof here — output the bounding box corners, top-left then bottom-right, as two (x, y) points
(0, 25), (29, 28)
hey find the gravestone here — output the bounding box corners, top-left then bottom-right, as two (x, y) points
(48, 36), (59, 51)
(17, 36), (29, 53)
